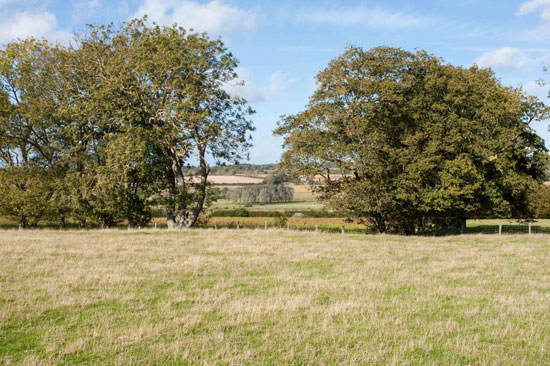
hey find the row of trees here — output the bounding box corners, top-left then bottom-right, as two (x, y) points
(184, 163), (276, 176)
(0, 18), (254, 228)
(276, 46), (549, 234)
(225, 184), (294, 204)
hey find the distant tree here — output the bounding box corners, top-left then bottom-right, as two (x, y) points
(258, 187), (272, 203)
(262, 171), (289, 185)
(227, 184), (293, 204)
(275, 46), (549, 234)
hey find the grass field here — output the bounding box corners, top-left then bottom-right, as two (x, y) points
(210, 197), (324, 212)
(2, 230), (550, 364)
(211, 183), (324, 212)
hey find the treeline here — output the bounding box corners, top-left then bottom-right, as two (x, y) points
(0, 19), (254, 228)
(225, 184), (294, 204)
(184, 163), (276, 176)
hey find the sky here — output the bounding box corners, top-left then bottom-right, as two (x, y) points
(1, 0), (550, 163)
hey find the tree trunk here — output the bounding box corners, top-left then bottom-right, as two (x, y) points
(19, 216), (28, 229)
(165, 148), (188, 229)
(372, 213), (386, 234)
(166, 209), (176, 229)
(184, 145), (210, 228)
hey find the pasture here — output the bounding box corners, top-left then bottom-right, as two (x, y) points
(192, 175), (264, 184)
(2, 230), (550, 364)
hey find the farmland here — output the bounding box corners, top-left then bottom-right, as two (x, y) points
(2, 230), (550, 364)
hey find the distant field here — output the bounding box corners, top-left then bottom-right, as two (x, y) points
(468, 219), (550, 227)
(211, 196), (324, 211)
(211, 184), (323, 211)
(190, 175), (264, 184)
(2, 230), (550, 364)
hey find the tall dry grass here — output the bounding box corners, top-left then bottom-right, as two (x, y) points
(1, 229), (550, 364)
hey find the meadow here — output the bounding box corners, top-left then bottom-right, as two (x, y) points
(2, 229), (550, 364)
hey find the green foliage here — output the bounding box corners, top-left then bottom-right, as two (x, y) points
(276, 215), (289, 228)
(0, 19), (254, 229)
(0, 168), (53, 227)
(529, 185), (550, 219)
(226, 184), (294, 204)
(275, 46), (549, 234)
(262, 171), (289, 185)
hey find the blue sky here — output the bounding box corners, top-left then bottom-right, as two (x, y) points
(1, 0), (550, 163)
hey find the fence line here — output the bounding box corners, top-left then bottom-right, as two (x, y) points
(4, 220), (549, 235)
(203, 220), (549, 235)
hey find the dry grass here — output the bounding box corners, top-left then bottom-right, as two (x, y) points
(2, 230), (550, 365)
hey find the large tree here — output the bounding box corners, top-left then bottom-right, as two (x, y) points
(275, 46), (548, 234)
(72, 19), (255, 228)
(0, 19), (254, 229)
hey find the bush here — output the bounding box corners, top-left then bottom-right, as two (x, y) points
(529, 185), (550, 219)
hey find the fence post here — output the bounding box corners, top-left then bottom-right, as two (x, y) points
(237, 221), (240, 230)
(265, 221), (267, 230)
(315, 224), (318, 233)
(341, 224), (345, 235)
(529, 222), (532, 235)
(214, 223), (217, 230)
(499, 224), (502, 235)
(287, 222), (290, 231)
(154, 223), (157, 229)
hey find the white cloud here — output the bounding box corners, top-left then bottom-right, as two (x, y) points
(300, 5), (426, 28)
(474, 47), (535, 70)
(0, 11), (71, 44)
(517, 0), (550, 40)
(224, 68), (296, 102)
(518, 0), (550, 21)
(224, 67), (265, 102)
(266, 72), (298, 95)
(134, 0), (256, 36)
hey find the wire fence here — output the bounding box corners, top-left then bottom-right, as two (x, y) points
(3, 218), (549, 236)
(202, 220), (550, 236)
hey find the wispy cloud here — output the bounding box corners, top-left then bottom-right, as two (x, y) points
(516, 1), (550, 41)
(134, 0), (257, 36)
(298, 5), (427, 28)
(521, 80), (549, 98)
(474, 47), (539, 70)
(224, 68), (297, 103)
(517, 0), (550, 20)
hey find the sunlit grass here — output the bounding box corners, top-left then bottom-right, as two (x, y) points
(2, 230), (550, 364)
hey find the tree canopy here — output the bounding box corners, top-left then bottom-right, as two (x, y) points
(0, 19), (254, 228)
(275, 46), (549, 234)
